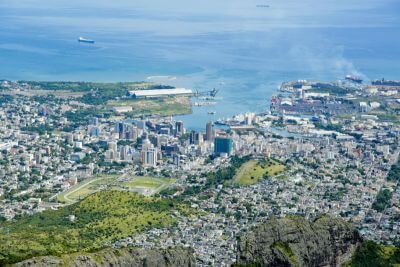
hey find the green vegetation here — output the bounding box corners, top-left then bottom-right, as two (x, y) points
(234, 158), (285, 185)
(22, 81), (149, 93)
(0, 190), (187, 264)
(65, 108), (108, 125)
(58, 175), (175, 205)
(271, 241), (298, 265)
(308, 83), (349, 95)
(9, 81), (192, 120)
(120, 176), (176, 195)
(20, 81), (177, 106)
(372, 188), (393, 212)
(204, 156), (251, 188)
(21, 124), (56, 135)
(108, 97), (192, 117)
(388, 159), (400, 182)
(57, 175), (119, 204)
(348, 241), (400, 267)
(183, 156), (251, 196)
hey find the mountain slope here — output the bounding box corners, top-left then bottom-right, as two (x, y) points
(12, 247), (195, 267)
(236, 215), (362, 266)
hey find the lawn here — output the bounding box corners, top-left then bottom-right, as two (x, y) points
(234, 158), (285, 185)
(58, 175), (175, 204)
(0, 190), (187, 265)
(57, 175), (119, 204)
(119, 176), (176, 196)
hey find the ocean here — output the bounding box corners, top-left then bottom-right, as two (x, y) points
(1, 0), (399, 130)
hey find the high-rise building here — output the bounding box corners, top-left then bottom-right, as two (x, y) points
(108, 141), (118, 152)
(173, 154), (182, 167)
(137, 120), (146, 130)
(141, 147), (158, 167)
(196, 132), (203, 145)
(120, 145), (132, 161)
(91, 117), (99, 126)
(66, 133), (74, 145)
(150, 135), (161, 148)
(214, 136), (233, 156)
(189, 131), (203, 145)
(190, 131), (196, 144)
(106, 149), (116, 160)
(34, 152), (41, 165)
(175, 121), (184, 136)
(190, 131), (204, 145)
(140, 136), (158, 166)
(205, 121), (214, 141)
(115, 122), (124, 134)
(159, 127), (170, 135)
(123, 127), (138, 141)
(90, 126), (101, 136)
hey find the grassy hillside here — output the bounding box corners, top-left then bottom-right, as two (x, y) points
(234, 158), (285, 185)
(348, 241), (400, 267)
(0, 190), (188, 264)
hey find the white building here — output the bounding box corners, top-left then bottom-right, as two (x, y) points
(129, 88), (193, 98)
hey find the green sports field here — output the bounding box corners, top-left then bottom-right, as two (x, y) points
(57, 175), (175, 204)
(119, 176), (176, 196)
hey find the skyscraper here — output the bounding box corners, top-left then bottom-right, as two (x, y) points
(214, 136), (233, 156)
(140, 137), (158, 166)
(190, 131), (203, 145)
(91, 117), (99, 126)
(141, 147), (158, 167)
(206, 121), (214, 141)
(175, 121), (184, 136)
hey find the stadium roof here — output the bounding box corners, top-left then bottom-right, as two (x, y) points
(130, 88), (193, 97)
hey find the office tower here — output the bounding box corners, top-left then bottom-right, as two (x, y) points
(91, 117), (99, 126)
(175, 121), (184, 136)
(214, 136), (233, 156)
(196, 132), (203, 145)
(141, 147), (158, 167)
(206, 121), (214, 141)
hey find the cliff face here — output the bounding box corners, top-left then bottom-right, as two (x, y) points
(12, 247), (195, 267)
(236, 215), (362, 267)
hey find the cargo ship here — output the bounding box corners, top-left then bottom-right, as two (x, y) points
(345, 75), (363, 84)
(372, 78), (400, 86)
(78, 37), (95, 44)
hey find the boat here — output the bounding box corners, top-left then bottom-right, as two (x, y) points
(78, 37), (95, 44)
(214, 120), (228, 126)
(372, 78), (400, 86)
(345, 75), (363, 84)
(208, 111), (216, 115)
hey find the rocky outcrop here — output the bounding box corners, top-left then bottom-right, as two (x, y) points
(12, 247), (195, 267)
(236, 215), (362, 267)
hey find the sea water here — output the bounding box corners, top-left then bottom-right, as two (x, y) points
(1, 0), (399, 130)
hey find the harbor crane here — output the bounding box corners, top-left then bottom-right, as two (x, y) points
(194, 88), (219, 98)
